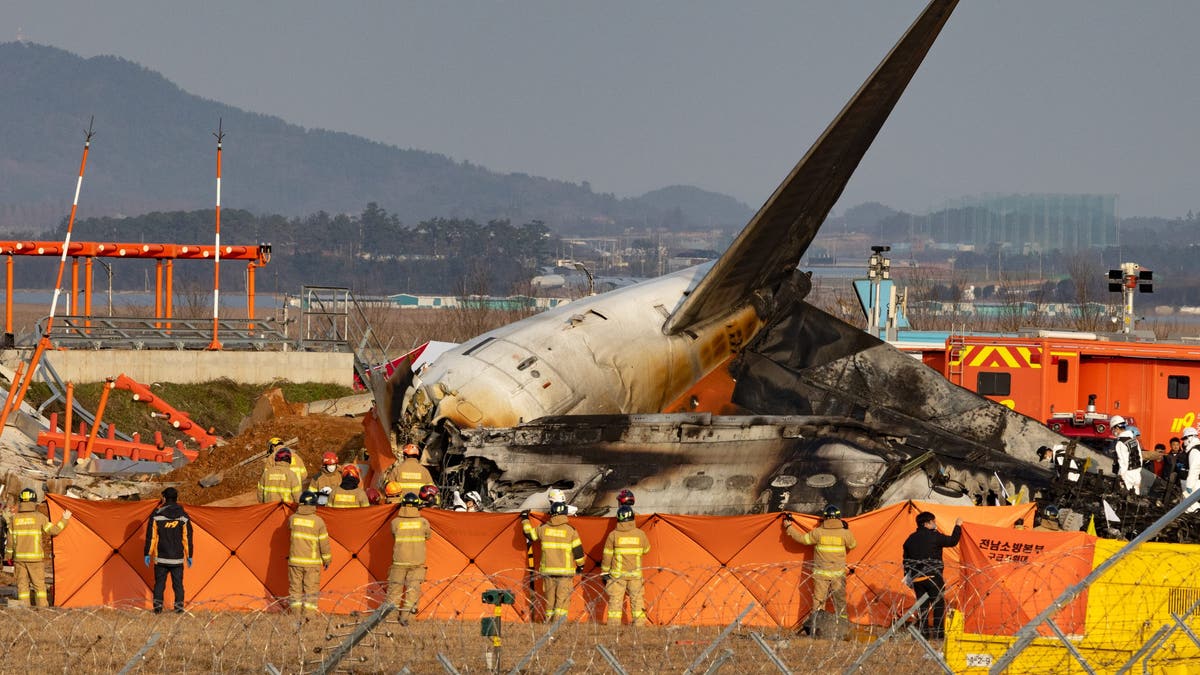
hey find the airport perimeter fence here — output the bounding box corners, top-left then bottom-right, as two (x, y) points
(4, 553), (1200, 674)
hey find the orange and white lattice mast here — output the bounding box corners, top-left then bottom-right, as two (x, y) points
(207, 119), (224, 350)
(1, 118), (95, 428)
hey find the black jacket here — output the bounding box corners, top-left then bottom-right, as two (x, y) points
(902, 524), (961, 578)
(144, 502), (194, 565)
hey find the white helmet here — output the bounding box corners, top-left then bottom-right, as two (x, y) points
(1052, 443), (1066, 452)
(1108, 415), (1126, 428)
(546, 488), (566, 504)
(1183, 427), (1198, 439)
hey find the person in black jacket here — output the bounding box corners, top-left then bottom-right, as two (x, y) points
(901, 511), (962, 639)
(144, 487), (194, 613)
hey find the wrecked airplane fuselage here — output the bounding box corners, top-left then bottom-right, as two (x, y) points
(379, 0), (1098, 515)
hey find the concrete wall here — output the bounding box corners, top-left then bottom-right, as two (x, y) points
(0, 349), (354, 385)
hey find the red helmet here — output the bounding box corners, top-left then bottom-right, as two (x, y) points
(617, 489), (635, 506)
(341, 464), (361, 479)
(274, 448), (292, 463)
(419, 484), (439, 502)
(322, 452), (338, 466)
(402, 443), (420, 458)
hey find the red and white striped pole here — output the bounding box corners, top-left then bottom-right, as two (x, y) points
(207, 119), (224, 350)
(2, 119), (95, 428)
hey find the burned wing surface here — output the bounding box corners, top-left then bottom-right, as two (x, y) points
(664, 0), (960, 336)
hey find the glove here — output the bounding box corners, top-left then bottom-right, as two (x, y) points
(520, 510), (531, 520)
(61, 509), (72, 520)
(575, 564), (584, 575)
(782, 512), (794, 524)
(144, 555), (151, 567)
(187, 558), (193, 568)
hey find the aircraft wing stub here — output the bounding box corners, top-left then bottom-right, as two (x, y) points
(664, 0), (959, 335)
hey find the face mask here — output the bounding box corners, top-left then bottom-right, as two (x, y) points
(324, 465), (336, 473)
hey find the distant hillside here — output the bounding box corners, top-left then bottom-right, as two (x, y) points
(0, 42), (752, 233)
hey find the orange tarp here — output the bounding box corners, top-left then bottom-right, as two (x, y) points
(957, 523), (1094, 636)
(47, 495), (1034, 626)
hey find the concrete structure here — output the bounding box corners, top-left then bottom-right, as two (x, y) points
(0, 349), (354, 386)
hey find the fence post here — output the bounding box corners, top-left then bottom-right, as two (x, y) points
(313, 600), (395, 675)
(702, 648), (735, 675)
(905, 626), (953, 675)
(117, 632), (161, 675)
(989, 487), (1200, 674)
(507, 614), (566, 675)
(843, 594), (929, 675)
(437, 652), (462, 675)
(749, 632), (791, 674)
(596, 644), (629, 675)
(1044, 618), (1096, 675)
(682, 603), (754, 675)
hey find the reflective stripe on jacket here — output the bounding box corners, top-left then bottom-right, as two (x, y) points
(788, 518), (856, 577)
(382, 458), (432, 493)
(5, 503), (67, 562)
(258, 461), (301, 503)
(523, 514), (585, 576)
(329, 487), (370, 508)
(391, 506), (432, 566)
(601, 521), (650, 579)
(288, 505), (332, 567)
(143, 502), (193, 565)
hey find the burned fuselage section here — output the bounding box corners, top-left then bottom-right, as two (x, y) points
(437, 413), (1062, 516)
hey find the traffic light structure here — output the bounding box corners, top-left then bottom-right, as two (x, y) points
(1107, 262), (1152, 334)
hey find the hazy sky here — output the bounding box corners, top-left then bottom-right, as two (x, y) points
(4, 1), (1198, 218)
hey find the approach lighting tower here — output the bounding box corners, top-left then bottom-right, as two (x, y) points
(866, 245), (891, 336)
(1107, 262), (1152, 334)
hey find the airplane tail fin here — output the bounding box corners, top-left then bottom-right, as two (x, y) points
(665, 0), (959, 335)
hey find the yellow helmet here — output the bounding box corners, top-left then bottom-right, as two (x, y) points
(385, 481), (404, 497)
(268, 436), (284, 451)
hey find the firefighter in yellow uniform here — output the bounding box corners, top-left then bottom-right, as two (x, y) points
(5, 488), (71, 607)
(308, 452), (342, 492)
(602, 505), (651, 626)
(380, 444), (432, 494)
(258, 448), (302, 503)
(521, 501), (585, 622)
(785, 504), (856, 631)
(288, 490), (332, 614)
(389, 492), (432, 625)
(329, 464), (370, 508)
(268, 436), (308, 487)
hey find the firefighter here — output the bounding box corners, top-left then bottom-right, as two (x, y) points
(267, 436), (308, 485)
(1182, 427), (1200, 513)
(389, 492), (432, 625)
(329, 464), (370, 508)
(288, 490), (332, 614)
(1110, 416), (1143, 495)
(5, 488), (71, 607)
(258, 448), (301, 503)
(902, 512), (962, 640)
(785, 504), (857, 631)
(601, 505), (650, 626)
(521, 501), (585, 622)
(1034, 505), (1062, 531)
(309, 452), (342, 493)
(380, 444), (432, 495)
(143, 486), (194, 613)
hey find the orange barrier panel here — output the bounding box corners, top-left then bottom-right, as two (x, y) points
(46, 495), (1034, 625)
(957, 523), (1094, 636)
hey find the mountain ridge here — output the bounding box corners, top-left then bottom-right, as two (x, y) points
(0, 41), (753, 233)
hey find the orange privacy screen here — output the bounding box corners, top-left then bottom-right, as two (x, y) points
(49, 495), (1058, 627)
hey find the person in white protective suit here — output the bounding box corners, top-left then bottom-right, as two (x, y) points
(1181, 427), (1200, 513)
(1110, 415), (1142, 494)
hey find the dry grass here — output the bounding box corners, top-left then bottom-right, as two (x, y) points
(0, 604), (940, 674)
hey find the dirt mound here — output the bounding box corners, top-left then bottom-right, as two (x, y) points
(161, 414), (364, 505)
